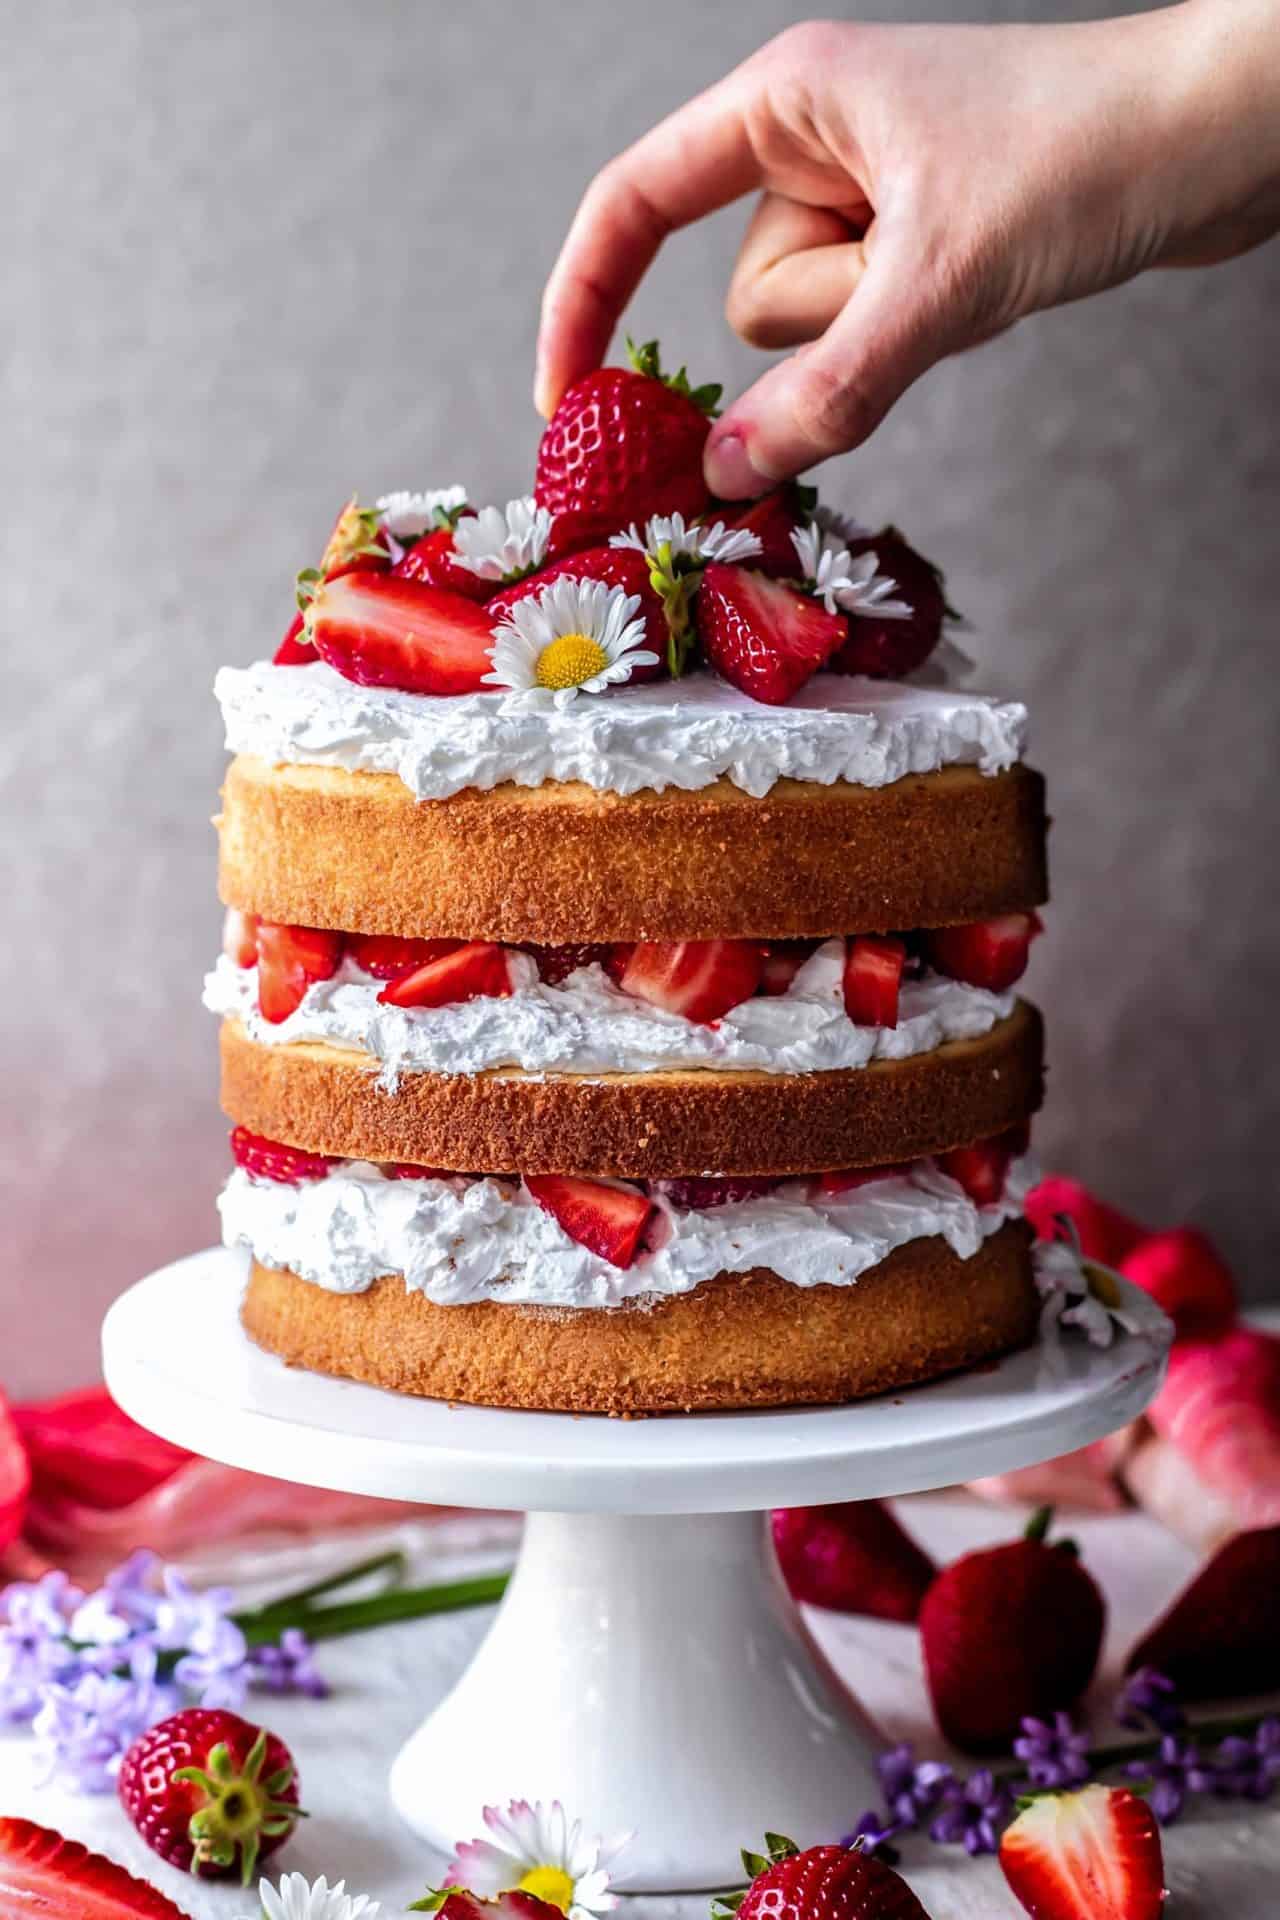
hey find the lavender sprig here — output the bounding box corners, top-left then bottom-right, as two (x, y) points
(929, 1769), (1016, 1855)
(1012, 1712), (1093, 1790)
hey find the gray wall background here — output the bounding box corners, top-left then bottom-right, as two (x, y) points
(4, 1), (1277, 1396)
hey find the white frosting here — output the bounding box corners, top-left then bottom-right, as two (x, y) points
(219, 1155), (1035, 1312)
(215, 661), (1028, 801)
(203, 943), (1015, 1087)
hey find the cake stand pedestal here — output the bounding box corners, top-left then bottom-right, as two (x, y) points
(103, 1248), (1169, 1894)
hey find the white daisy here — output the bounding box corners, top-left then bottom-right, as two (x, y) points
(1034, 1238), (1145, 1348)
(484, 575), (656, 705)
(247, 1872), (383, 1920)
(445, 1799), (629, 1920)
(790, 521), (914, 619)
(375, 486), (468, 538)
(609, 512), (761, 567)
(454, 495), (554, 582)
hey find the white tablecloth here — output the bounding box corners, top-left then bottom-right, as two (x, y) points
(2, 1497), (1276, 1919)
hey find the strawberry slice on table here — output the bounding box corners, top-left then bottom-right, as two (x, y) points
(525, 1174), (654, 1269)
(699, 562), (847, 705)
(998, 1785), (1166, 1920)
(1125, 1522), (1280, 1701)
(347, 933), (462, 980)
(377, 940), (522, 1010)
(230, 1127), (335, 1186)
(487, 545), (671, 678)
(611, 938), (764, 1024)
(759, 939), (818, 996)
(118, 1707), (301, 1882)
(393, 522), (492, 603)
(1118, 1226), (1238, 1339)
(829, 526), (950, 680)
(843, 934), (907, 1027)
(714, 1832), (930, 1920)
(925, 912), (1043, 992)
(221, 906), (259, 968)
(936, 1136), (1016, 1207)
(0, 1818), (193, 1919)
(306, 572), (497, 695)
(771, 1500), (937, 1622)
(535, 336), (719, 532)
(254, 921), (343, 1024)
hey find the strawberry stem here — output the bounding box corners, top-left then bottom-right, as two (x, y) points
(1023, 1506), (1054, 1544)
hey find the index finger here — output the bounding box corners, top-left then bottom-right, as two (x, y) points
(536, 71), (764, 414)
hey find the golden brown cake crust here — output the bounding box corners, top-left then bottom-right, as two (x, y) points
(217, 755), (1048, 942)
(219, 1001), (1044, 1177)
(240, 1221), (1037, 1415)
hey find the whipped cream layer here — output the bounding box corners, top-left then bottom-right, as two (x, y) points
(216, 661), (1028, 801)
(220, 1156), (1035, 1312)
(204, 943), (1015, 1087)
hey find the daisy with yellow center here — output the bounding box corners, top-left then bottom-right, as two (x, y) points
(440, 1798), (629, 1919)
(484, 576), (657, 706)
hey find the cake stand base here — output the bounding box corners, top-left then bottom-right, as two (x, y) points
(102, 1249), (1171, 1893)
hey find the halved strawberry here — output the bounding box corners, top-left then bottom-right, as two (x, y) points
(525, 1174), (654, 1269)
(699, 563), (846, 705)
(377, 941), (520, 1010)
(486, 546), (670, 680)
(273, 611), (314, 665)
(830, 526), (949, 680)
(393, 523), (492, 602)
(656, 1175), (780, 1210)
(0, 1818), (192, 1920)
(306, 573), (497, 696)
(717, 485), (810, 577)
(843, 935), (907, 1028)
(347, 933), (462, 980)
(937, 1138), (1013, 1207)
(222, 906), (259, 968)
(612, 939), (764, 1024)
(998, 1785), (1166, 1920)
(230, 1128), (334, 1185)
(817, 1162), (913, 1196)
(255, 922), (343, 1023)
(318, 495), (391, 581)
(523, 942), (613, 985)
(759, 939), (818, 996)
(926, 913), (1043, 992)
(414, 1891), (563, 1919)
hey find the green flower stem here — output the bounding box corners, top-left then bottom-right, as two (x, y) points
(236, 1570), (510, 1650)
(236, 1549), (409, 1623)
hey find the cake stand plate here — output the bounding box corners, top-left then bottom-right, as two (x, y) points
(103, 1249), (1170, 1893)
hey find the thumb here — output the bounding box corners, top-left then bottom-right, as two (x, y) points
(705, 236), (953, 496)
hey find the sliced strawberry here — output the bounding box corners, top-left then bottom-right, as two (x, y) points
(523, 942), (613, 985)
(999, 1785), (1166, 1920)
(525, 1174), (654, 1269)
(817, 1162), (913, 1196)
(1119, 1226), (1237, 1339)
(221, 906), (259, 968)
(759, 939), (818, 996)
(348, 933), (462, 980)
(699, 563), (847, 705)
(255, 921), (343, 1023)
(936, 1138), (1014, 1207)
(273, 611), (314, 665)
(0, 1818), (192, 1919)
(926, 912), (1043, 992)
(307, 573), (497, 696)
(385, 1163), (459, 1181)
(486, 546), (670, 680)
(717, 485), (810, 577)
(656, 1175), (780, 1210)
(319, 494), (390, 581)
(393, 523), (492, 602)
(230, 1127), (334, 1186)
(843, 935), (907, 1027)
(830, 526), (949, 680)
(612, 938), (764, 1024)
(377, 940), (520, 1010)
(426, 1892), (563, 1920)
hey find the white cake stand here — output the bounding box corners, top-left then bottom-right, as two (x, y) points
(103, 1247), (1170, 1893)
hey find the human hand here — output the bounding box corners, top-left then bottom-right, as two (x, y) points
(537, 4), (1280, 495)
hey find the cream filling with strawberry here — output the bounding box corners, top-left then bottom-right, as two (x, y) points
(204, 941), (1016, 1086)
(215, 661), (1028, 801)
(219, 1155), (1037, 1313)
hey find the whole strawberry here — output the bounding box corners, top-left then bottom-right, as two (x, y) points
(536, 337), (719, 534)
(118, 1707), (301, 1883)
(1126, 1525), (1280, 1701)
(830, 527), (948, 679)
(713, 1833), (930, 1919)
(487, 546), (670, 678)
(919, 1508), (1105, 1753)
(771, 1500), (937, 1623)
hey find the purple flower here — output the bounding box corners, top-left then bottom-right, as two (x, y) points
(876, 1742), (953, 1824)
(0, 1573), (84, 1725)
(929, 1769), (1016, 1856)
(1205, 1719), (1280, 1803)
(31, 1646), (177, 1793)
(70, 1550), (163, 1659)
(152, 1569), (249, 1708)
(1116, 1667), (1185, 1735)
(1125, 1732), (1214, 1824)
(1013, 1712), (1093, 1790)
(842, 1808), (903, 1862)
(250, 1628), (329, 1700)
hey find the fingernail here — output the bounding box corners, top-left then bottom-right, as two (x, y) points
(704, 426), (772, 500)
